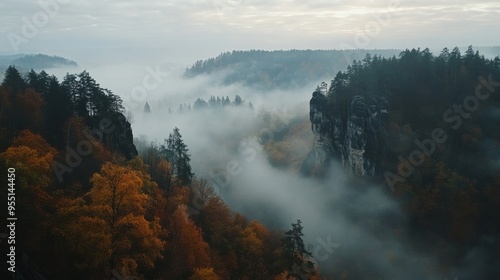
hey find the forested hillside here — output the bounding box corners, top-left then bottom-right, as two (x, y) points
(305, 46), (500, 278)
(2, 46), (500, 279)
(0, 66), (321, 279)
(185, 49), (401, 90)
(0, 54), (77, 78)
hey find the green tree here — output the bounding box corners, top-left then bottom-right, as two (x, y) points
(1, 66), (27, 133)
(234, 95), (244, 106)
(1, 66), (26, 95)
(44, 75), (73, 147)
(144, 102), (151, 113)
(162, 127), (193, 185)
(282, 219), (314, 280)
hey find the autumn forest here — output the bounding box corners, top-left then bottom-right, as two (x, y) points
(0, 66), (321, 279)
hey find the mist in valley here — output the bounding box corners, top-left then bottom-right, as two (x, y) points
(49, 54), (473, 279)
(2, 43), (495, 278)
(2, 0), (500, 278)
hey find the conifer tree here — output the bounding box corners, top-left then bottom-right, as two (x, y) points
(144, 102), (151, 113)
(162, 127), (193, 185)
(282, 219), (315, 280)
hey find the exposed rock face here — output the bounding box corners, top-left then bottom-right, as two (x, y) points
(100, 112), (138, 160)
(301, 90), (334, 176)
(302, 90), (388, 177)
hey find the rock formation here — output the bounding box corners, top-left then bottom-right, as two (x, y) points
(302, 88), (388, 177)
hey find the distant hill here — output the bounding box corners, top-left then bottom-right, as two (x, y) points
(0, 54), (78, 77)
(185, 49), (402, 90)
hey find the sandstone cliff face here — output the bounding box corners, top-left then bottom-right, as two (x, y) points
(302, 90), (388, 177)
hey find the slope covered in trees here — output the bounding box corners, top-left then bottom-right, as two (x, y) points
(0, 66), (321, 279)
(0, 54), (78, 80)
(159, 94), (253, 115)
(311, 46), (500, 278)
(185, 49), (402, 90)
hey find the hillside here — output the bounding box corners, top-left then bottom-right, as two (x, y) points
(0, 54), (78, 79)
(0, 66), (322, 280)
(185, 49), (402, 90)
(303, 46), (500, 278)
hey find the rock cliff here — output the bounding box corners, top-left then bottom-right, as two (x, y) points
(99, 112), (138, 160)
(302, 88), (388, 176)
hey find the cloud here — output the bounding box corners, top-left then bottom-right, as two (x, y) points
(1, 0), (499, 60)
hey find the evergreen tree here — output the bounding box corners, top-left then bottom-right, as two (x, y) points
(282, 219), (315, 280)
(1, 66), (27, 133)
(1, 66), (26, 95)
(44, 75), (73, 147)
(61, 73), (79, 108)
(223, 96), (231, 106)
(26, 69), (50, 96)
(208, 95), (217, 107)
(162, 127), (193, 185)
(193, 98), (207, 110)
(234, 95), (244, 106)
(144, 102), (151, 113)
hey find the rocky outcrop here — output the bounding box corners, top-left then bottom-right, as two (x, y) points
(301, 90), (334, 176)
(302, 90), (388, 177)
(100, 112), (138, 160)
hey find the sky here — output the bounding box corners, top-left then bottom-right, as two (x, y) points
(1, 0), (500, 65)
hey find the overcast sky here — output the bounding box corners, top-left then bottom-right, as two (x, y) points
(1, 0), (499, 64)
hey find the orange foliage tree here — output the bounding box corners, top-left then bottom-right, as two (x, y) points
(238, 220), (271, 278)
(0, 130), (57, 266)
(55, 162), (165, 278)
(189, 267), (220, 280)
(162, 204), (211, 279)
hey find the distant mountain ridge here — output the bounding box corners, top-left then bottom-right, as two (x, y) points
(185, 49), (403, 90)
(186, 48), (500, 91)
(0, 53), (77, 75)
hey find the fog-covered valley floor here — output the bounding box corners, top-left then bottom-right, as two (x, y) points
(44, 53), (483, 280)
(2, 46), (499, 279)
(2, 0), (500, 278)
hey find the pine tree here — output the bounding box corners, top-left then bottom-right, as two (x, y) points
(1, 66), (26, 95)
(162, 127), (193, 185)
(193, 98), (207, 110)
(282, 219), (314, 280)
(2, 66), (27, 133)
(45, 75), (73, 147)
(234, 95), (244, 106)
(223, 96), (231, 106)
(144, 102), (151, 113)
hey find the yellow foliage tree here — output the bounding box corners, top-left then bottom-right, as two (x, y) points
(0, 130), (56, 266)
(239, 220), (270, 278)
(56, 162), (166, 277)
(2, 130), (56, 187)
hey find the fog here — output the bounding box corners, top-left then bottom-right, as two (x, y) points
(1, 0), (498, 277)
(40, 53), (491, 279)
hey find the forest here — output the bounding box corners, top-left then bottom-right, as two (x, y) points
(0, 66), (321, 279)
(312, 46), (500, 278)
(1, 46), (500, 280)
(0, 54), (78, 78)
(185, 49), (402, 90)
